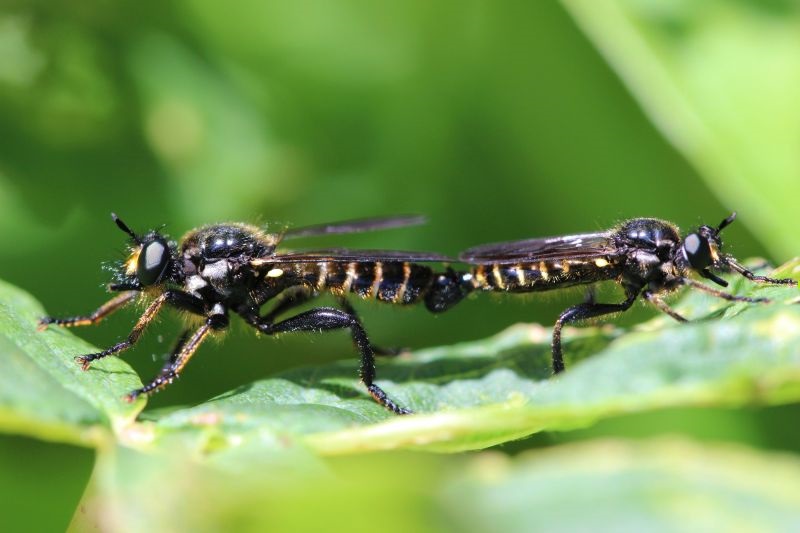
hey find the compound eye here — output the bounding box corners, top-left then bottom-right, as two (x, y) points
(683, 233), (712, 270)
(137, 239), (171, 286)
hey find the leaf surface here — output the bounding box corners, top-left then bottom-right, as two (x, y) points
(2, 261), (798, 454)
(0, 279), (143, 446)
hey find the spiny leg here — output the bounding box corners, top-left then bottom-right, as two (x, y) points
(552, 290), (639, 374)
(38, 291), (138, 330)
(246, 307), (411, 415)
(643, 290), (688, 323)
(725, 256), (798, 286)
(164, 329), (192, 365)
(75, 290), (205, 370)
(125, 323), (213, 402)
(683, 279), (769, 304)
(109, 282), (142, 291)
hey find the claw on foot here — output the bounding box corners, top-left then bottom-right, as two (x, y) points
(123, 391), (140, 403)
(74, 355), (92, 371)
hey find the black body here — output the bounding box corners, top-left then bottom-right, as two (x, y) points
(38, 212), (796, 415)
(39, 215), (470, 415)
(460, 214), (796, 372)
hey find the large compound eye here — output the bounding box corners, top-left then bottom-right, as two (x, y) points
(137, 238), (171, 286)
(682, 233), (712, 270)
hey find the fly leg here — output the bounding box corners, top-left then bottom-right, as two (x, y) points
(683, 279), (770, 304)
(647, 276), (772, 325)
(260, 286), (318, 323)
(336, 297), (406, 357)
(125, 317), (223, 402)
(583, 287), (596, 304)
(73, 290), (205, 370)
(724, 256), (798, 286)
(123, 329), (190, 401)
(243, 307), (411, 415)
(258, 288), (403, 357)
(38, 291), (138, 330)
(552, 289), (639, 374)
(642, 291), (688, 322)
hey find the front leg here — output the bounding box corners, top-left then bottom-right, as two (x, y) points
(75, 290), (206, 370)
(244, 307), (411, 415)
(683, 279), (770, 304)
(126, 319), (221, 402)
(643, 290), (688, 323)
(38, 291), (138, 330)
(724, 256), (798, 286)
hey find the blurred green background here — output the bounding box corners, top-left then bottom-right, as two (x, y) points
(1, 0), (799, 530)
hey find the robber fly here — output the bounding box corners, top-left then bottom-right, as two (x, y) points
(459, 213), (797, 373)
(39, 214), (470, 414)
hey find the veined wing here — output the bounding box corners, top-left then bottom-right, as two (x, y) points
(282, 215), (426, 240)
(460, 232), (617, 265)
(251, 248), (453, 266)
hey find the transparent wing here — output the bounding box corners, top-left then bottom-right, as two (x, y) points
(282, 215), (426, 240)
(252, 248), (453, 265)
(460, 232), (617, 265)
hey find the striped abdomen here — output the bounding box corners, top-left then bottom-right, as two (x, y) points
(294, 261), (436, 305)
(471, 257), (622, 292)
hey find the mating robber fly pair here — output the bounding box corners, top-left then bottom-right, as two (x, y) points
(39, 212), (796, 414)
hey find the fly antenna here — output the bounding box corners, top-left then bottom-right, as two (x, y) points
(111, 213), (141, 244)
(716, 212), (737, 234)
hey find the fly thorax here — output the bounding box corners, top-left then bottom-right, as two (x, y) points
(628, 250), (663, 280)
(651, 260), (683, 291)
(198, 259), (235, 296)
(201, 259), (231, 280)
(185, 274), (208, 296)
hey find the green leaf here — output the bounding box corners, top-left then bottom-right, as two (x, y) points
(0, 279), (143, 446)
(2, 260), (798, 454)
(561, 0), (800, 258)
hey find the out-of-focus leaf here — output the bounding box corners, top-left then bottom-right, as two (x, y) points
(0, 173), (60, 253)
(74, 438), (800, 532)
(562, 0), (800, 258)
(0, 14), (119, 146)
(128, 33), (294, 223)
(73, 444), (442, 533)
(441, 438), (800, 532)
(0, 279), (143, 446)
